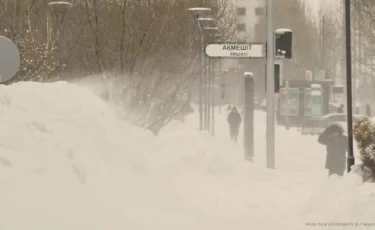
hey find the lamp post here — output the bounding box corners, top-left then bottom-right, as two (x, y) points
(344, 0), (355, 172)
(203, 26), (218, 132)
(188, 7), (211, 131)
(48, 1), (73, 77)
(208, 33), (220, 137)
(199, 18), (216, 131)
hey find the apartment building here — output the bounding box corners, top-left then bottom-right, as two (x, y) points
(234, 0), (264, 42)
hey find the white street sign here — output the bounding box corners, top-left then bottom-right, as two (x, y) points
(205, 43), (265, 58)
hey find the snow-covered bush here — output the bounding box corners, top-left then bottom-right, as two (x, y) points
(353, 117), (375, 182)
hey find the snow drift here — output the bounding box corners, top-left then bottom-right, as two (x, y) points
(0, 81), (374, 230)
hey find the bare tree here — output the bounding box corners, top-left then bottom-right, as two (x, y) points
(1, 0), (57, 83)
(3, 0), (239, 134)
(351, 0), (375, 99)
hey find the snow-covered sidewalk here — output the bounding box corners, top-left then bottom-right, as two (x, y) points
(0, 82), (374, 230)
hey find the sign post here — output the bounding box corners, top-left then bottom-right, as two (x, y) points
(205, 43), (265, 59)
(266, 0), (275, 169)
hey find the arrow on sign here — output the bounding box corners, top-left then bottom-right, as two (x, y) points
(205, 42), (265, 59)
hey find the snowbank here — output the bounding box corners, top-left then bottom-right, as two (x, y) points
(0, 81), (374, 230)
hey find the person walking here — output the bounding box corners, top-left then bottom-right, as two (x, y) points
(318, 123), (348, 176)
(227, 106), (242, 143)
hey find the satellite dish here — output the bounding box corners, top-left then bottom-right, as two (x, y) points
(0, 36), (20, 84)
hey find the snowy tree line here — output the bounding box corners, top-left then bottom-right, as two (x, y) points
(0, 0), (239, 134)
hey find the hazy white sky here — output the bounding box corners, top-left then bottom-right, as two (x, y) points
(304, 0), (336, 15)
(302, 0), (337, 24)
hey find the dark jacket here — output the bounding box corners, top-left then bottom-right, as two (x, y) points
(318, 124), (347, 171)
(227, 109), (242, 128)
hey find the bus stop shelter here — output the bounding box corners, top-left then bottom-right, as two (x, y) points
(277, 79), (334, 129)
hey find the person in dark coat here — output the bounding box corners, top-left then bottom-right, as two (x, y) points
(227, 107), (242, 142)
(318, 123), (348, 176)
(337, 104), (344, 113)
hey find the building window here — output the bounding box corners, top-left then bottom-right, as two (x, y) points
(236, 23), (246, 32)
(237, 7), (246, 16)
(255, 7), (264, 16)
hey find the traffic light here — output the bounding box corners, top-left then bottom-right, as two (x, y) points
(275, 29), (292, 59)
(274, 64), (280, 92)
(265, 63), (280, 93)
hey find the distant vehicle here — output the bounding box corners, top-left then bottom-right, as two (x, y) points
(301, 113), (368, 135)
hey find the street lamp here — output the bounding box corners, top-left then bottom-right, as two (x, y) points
(188, 7), (211, 131)
(203, 26), (218, 134)
(199, 18), (216, 131)
(209, 33), (220, 136)
(48, 1), (73, 77)
(198, 18), (216, 26)
(188, 8), (211, 17)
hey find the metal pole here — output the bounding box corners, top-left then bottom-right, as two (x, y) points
(207, 57), (211, 132)
(204, 43), (209, 131)
(358, 20), (365, 114)
(320, 0), (324, 69)
(353, 16), (358, 113)
(211, 58), (215, 136)
(219, 64), (222, 113)
(197, 16), (203, 131)
(58, 14), (63, 76)
(344, 0), (355, 172)
(266, 0), (275, 169)
(244, 72), (254, 161)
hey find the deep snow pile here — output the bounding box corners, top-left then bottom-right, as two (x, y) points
(0, 81), (375, 230)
